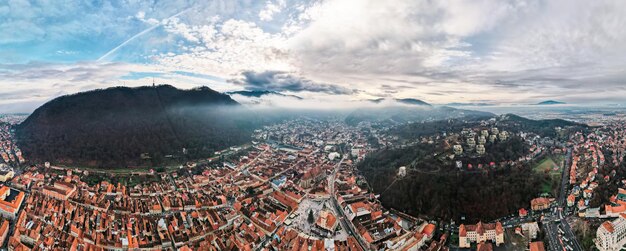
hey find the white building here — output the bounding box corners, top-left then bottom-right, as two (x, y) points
(522, 222), (540, 240)
(453, 145), (463, 155)
(498, 131), (509, 141)
(459, 221), (504, 248)
(478, 136), (487, 145)
(467, 137), (476, 147)
(476, 145), (486, 155)
(398, 166), (407, 177)
(328, 152), (340, 160)
(596, 214), (626, 251)
(344, 202), (371, 221)
(481, 130), (489, 137)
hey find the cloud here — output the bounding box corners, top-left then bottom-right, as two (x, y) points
(156, 18), (292, 77)
(229, 70), (356, 95)
(3, 0), (626, 109)
(0, 61), (235, 112)
(259, 0), (286, 21)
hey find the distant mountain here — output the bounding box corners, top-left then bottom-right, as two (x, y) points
(227, 90), (303, 100)
(536, 100), (566, 105)
(367, 98), (385, 103)
(395, 98), (431, 106)
(17, 85), (259, 167)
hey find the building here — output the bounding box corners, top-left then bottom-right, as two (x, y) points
(453, 145), (463, 155)
(315, 210), (338, 234)
(481, 130), (489, 137)
(328, 152), (340, 160)
(395, 232), (426, 251)
(467, 137), (476, 147)
(41, 181), (77, 200)
(459, 221), (504, 248)
(491, 128), (499, 135)
(529, 241), (546, 251)
(596, 214), (626, 251)
(345, 201), (371, 221)
(299, 167), (325, 189)
(567, 194), (576, 207)
(421, 223), (436, 239)
(498, 131), (508, 141)
(0, 220), (8, 247)
(398, 166), (407, 177)
(478, 136), (487, 145)
(0, 169), (14, 182)
(522, 222), (540, 239)
(531, 197), (551, 211)
(476, 145), (486, 155)
(0, 186), (24, 219)
(476, 241), (493, 251)
(518, 208), (528, 217)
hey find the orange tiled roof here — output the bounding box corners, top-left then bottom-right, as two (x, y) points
(602, 221), (615, 233)
(422, 224), (436, 236)
(529, 241), (546, 251)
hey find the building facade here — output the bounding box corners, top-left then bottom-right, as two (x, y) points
(596, 214), (626, 251)
(459, 221), (504, 248)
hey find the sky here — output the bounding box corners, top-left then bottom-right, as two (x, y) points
(1, 0), (626, 112)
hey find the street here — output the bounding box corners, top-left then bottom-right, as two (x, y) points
(543, 148), (583, 251)
(328, 154), (369, 250)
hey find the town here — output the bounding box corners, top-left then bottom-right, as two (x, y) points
(0, 114), (625, 251)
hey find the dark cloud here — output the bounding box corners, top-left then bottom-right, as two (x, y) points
(229, 70), (357, 95)
(426, 92), (445, 96)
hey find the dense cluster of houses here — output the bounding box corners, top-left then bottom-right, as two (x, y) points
(0, 118), (450, 250)
(0, 124), (24, 167)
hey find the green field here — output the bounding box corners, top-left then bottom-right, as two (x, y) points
(533, 156), (561, 174)
(533, 155), (563, 195)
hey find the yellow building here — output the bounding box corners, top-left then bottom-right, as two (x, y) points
(0, 170), (13, 182)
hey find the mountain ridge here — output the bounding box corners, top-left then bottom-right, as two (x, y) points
(536, 100), (566, 105)
(17, 85), (256, 167)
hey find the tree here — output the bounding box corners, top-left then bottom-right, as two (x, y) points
(308, 210), (315, 224)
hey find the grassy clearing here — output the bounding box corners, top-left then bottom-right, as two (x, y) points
(533, 155), (564, 195)
(533, 156), (560, 175)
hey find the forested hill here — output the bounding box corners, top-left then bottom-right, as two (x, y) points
(497, 113), (586, 138)
(345, 105), (494, 126)
(358, 114), (586, 222)
(16, 85), (258, 168)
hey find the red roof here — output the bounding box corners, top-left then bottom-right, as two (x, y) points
(422, 224), (436, 236)
(529, 241), (546, 251)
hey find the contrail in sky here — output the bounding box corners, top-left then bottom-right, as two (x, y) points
(97, 8), (191, 62)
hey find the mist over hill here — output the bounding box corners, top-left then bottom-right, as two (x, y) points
(345, 105), (494, 126)
(15, 85), (509, 168)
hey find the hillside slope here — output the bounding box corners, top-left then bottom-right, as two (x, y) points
(358, 115), (586, 221)
(17, 85), (257, 167)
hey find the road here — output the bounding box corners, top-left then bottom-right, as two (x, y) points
(328, 155), (369, 250)
(557, 149), (573, 208)
(543, 148), (583, 251)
